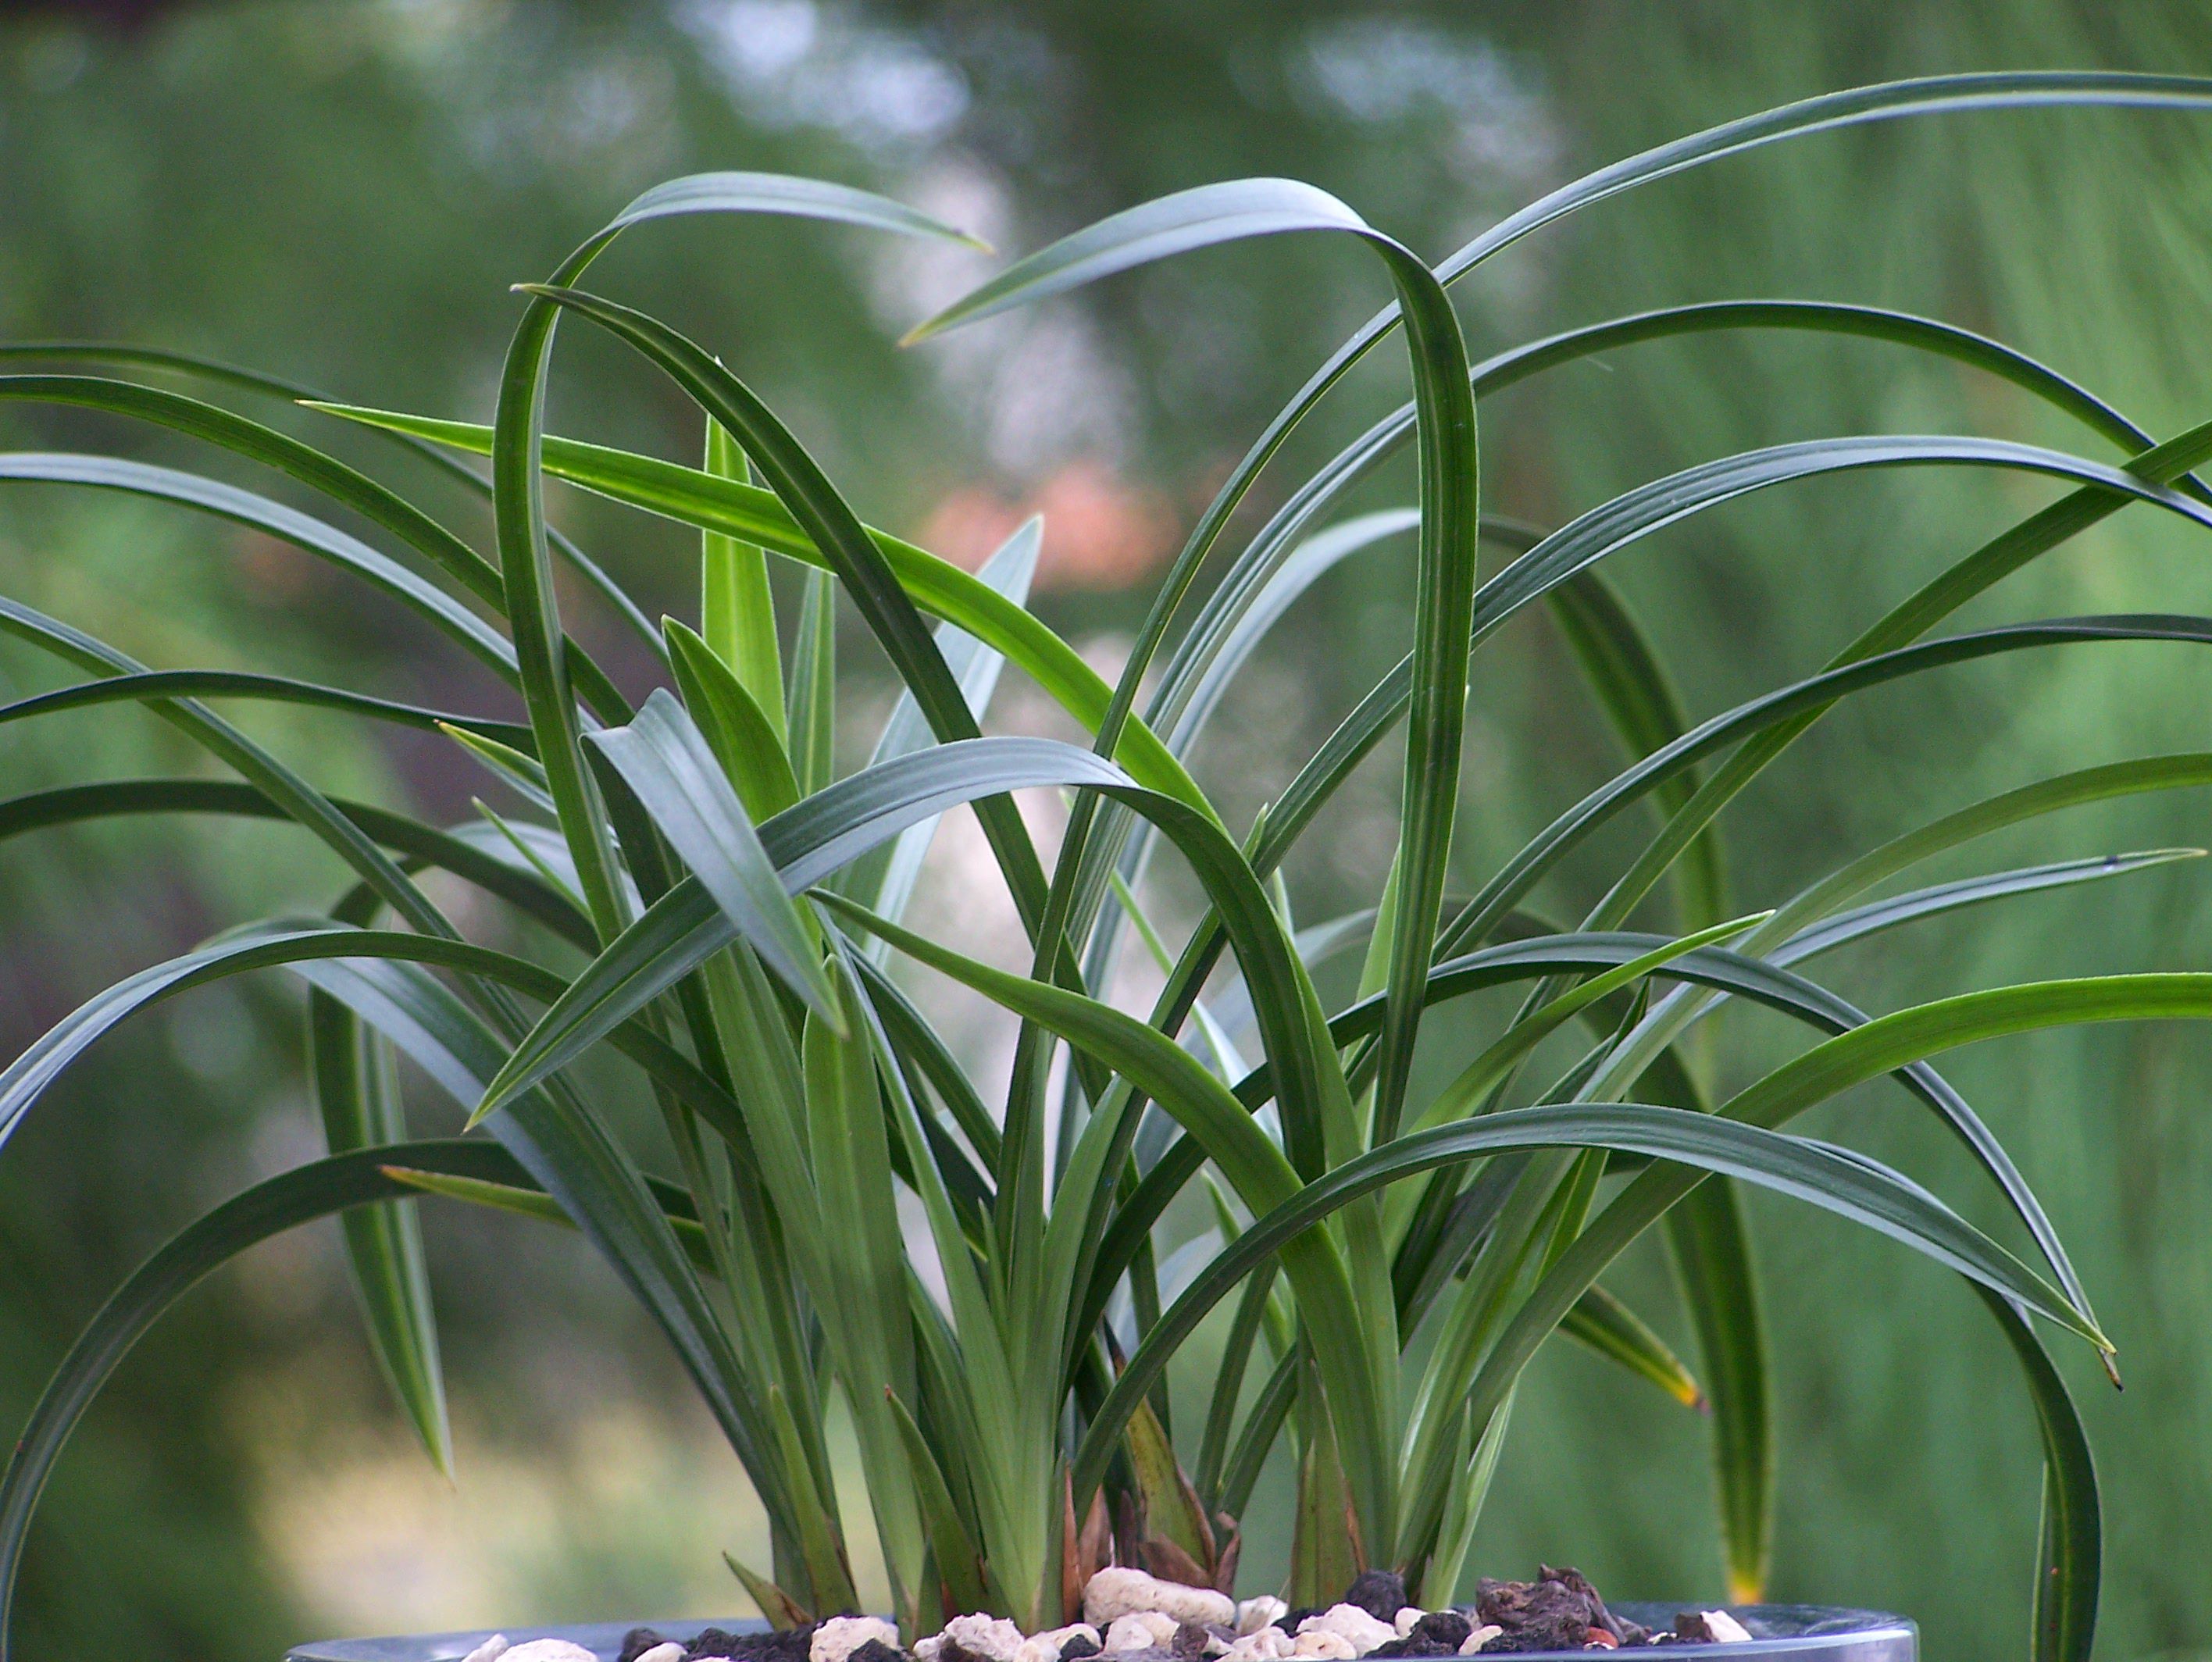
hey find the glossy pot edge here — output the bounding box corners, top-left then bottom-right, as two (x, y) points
(287, 1606), (1915, 1662)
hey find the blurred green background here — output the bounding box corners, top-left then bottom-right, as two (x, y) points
(4, 2), (2212, 1658)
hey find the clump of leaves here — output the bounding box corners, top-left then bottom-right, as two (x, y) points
(5, 70), (2212, 1662)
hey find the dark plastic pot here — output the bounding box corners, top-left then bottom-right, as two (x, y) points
(285, 1607), (1915, 1662)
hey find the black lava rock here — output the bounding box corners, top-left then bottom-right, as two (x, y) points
(1172, 1625), (1212, 1661)
(689, 1624), (822, 1662)
(1342, 1571), (1408, 1624)
(1474, 1575), (1602, 1654)
(1540, 1566), (1625, 1645)
(619, 1629), (669, 1662)
(762, 1625), (826, 1662)
(1273, 1608), (1322, 1635)
(1370, 1607), (1477, 1656)
(1059, 1636), (1103, 1662)
(850, 1642), (909, 1662)
(1411, 1612), (1473, 1650)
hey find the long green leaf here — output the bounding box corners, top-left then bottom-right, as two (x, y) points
(1546, 566), (1727, 929)
(0, 596), (455, 940)
(910, 179), (1479, 1170)
(1582, 418), (2212, 938)
(475, 736), (1133, 1118)
(1559, 1282), (1703, 1411)
(586, 688), (837, 1022)
(1443, 615), (2212, 954)
(514, 282), (1069, 950)
(488, 169), (985, 944)
(0, 373), (645, 719)
(280, 950), (793, 1534)
(1070, 77), (2212, 981)
(0, 778), (589, 948)
(1072, 1098), (2096, 1507)
(312, 401), (1205, 808)
(0, 1141), (525, 1659)
(846, 516), (1040, 933)
(1461, 975), (2212, 1482)
(803, 959), (926, 1619)
(0, 340), (662, 658)
(0, 669), (530, 744)
(1775, 851), (2203, 968)
(787, 564), (837, 797)
(1986, 1288), (2100, 1662)
(308, 993), (450, 1475)
(1664, 1177), (1768, 1603)
(665, 619), (801, 820)
(0, 452), (525, 689)
(703, 416), (786, 736)
(1190, 77), (2212, 630)
(820, 890), (1389, 1553)
(0, 922), (757, 1186)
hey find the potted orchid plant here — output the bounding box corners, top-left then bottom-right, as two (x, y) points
(7, 66), (2212, 1662)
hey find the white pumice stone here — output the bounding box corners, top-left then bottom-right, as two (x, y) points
(1393, 1609), (1424, 1639)
(1016, 1623), (1102, 1662)
(1457, 1628), (1501, 1656)
(1290, 1632), (1357, 1660)
(815, 1617), (904, 1662)
(1085, 1567), (1160, 1626)
(459, 1638), (509, 1662)
(1236, 1599), (1289, 1638)
(1223, 1628), (1296, 1662)
(1085, 1567), (1235, 1631)
(1297, 1605), (1397, 1656)
(915, 1638), (944, 1662)
(501, 1643), (598, 1662)
(1161, 1590), (1236, 1630)
(940, 1614), (1029, 1662)
(634, 1646), (688, 1662)
(1104, 1613), (1179, 1652)
(1700, 1612), (1754, 1645)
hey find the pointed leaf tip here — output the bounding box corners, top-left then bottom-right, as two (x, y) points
(901, 177), (1374, 344)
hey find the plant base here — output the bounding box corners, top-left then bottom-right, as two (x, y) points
(286, 1607), (1915, 1662)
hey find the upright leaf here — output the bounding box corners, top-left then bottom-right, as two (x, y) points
(585, 688), (837, 1022)
(705, 416), (787, 739)
(307, 993), (450, 1475)
(789, 566), (838, 798)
